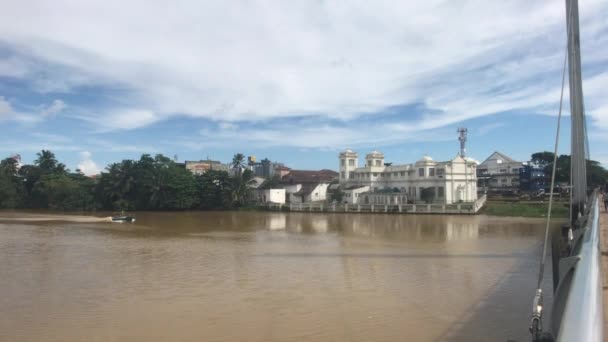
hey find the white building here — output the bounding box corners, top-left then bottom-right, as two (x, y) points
(286, 183), (330, 203)
(339, 150), (478, 204)
(257, 189), (286, 204)
(342, 185), (370, 204)
(477, 151), (522, 191)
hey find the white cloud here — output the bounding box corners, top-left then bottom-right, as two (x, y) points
(0, 0), (606, 136)
(77, 151), (100, 175)
(41, 99), (66, 116)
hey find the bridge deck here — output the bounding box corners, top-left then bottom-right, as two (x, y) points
(600, 206), (608, 339)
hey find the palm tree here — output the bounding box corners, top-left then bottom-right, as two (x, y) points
(231, 153), (247, 177)
(34, 150), (64, 174)
(104, 160), (136, 209)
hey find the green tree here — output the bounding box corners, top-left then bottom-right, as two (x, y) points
(196, 170), (231, 209)
(231, 153), (247, 176)
(34, 150), (66, 174)
(0, 157), (22, 208)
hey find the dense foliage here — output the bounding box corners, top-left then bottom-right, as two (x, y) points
(530, 151), (608, 188)
(0, 150), (253, 211)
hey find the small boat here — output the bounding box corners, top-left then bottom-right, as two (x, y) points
(111, 212), (136, 223)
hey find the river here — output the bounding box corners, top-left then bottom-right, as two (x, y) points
(0, 211), (556, 341)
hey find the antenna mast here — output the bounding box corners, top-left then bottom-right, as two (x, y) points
(457, 128), (467, 157)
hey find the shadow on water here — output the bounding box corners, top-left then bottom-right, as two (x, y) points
(433, 243), (554, 342)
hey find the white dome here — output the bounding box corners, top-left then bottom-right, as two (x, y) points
(420, 155), (433, 161)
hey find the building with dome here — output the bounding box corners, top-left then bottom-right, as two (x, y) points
(338, 150), (478, 204)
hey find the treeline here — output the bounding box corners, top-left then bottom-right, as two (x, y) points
(0, 150), (253, 211)
(530, 151), (608, 187)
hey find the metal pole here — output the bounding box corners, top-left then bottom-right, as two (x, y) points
(566, 0), (587, 224)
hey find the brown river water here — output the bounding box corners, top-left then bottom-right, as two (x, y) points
(0, 211), (557, 342)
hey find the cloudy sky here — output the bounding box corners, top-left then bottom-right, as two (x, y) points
(1, 0), (607, 174)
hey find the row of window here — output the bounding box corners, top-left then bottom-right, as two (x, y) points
(341, 168), (445, 179)
(498, 168), (522, 173)
(490, 178), (520, 183)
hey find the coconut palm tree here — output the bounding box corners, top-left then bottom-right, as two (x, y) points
(231, 153), (247, 177)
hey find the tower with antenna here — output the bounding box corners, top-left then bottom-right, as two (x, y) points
(457, 128), (467, 157)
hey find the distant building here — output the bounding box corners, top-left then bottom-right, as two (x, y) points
(251, 158), (290, 179)
(477, 152), (523, 192)
(339, 150), (478, 204)
(184, 160), (230, 175)
(280, 169), (338, 203)
(519, 162), (546, 191)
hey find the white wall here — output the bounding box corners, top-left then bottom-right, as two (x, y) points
(262, 189), (285, 204)
(343, 186), (370, 204)
(307, 183), (330, 202)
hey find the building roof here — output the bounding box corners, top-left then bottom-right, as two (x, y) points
(281, 169), (338, 184)
(185, 159), (223, 165)
(345, 185), (368, 190)
(480, 151), (518, 165)
(246, 177), (266, 189)
(293, 184), (318, 196)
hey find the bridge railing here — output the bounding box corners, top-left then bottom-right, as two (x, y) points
(553, 192), (603, 341)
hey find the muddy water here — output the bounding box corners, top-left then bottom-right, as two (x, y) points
(0, 211), (557, 341)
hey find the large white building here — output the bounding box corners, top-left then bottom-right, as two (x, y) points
(339, 150), (478, 204)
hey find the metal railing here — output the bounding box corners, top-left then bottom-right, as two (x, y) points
(553, 193), (603, 341)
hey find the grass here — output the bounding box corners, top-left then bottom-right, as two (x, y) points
(480, 201), (569, 218)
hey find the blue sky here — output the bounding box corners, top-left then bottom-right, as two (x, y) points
(1, 1), (608, 174)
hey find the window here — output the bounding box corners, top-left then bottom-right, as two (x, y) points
(349, 171), (354, 179)
(367, 173), (371, 178)
(400, 171), (406, 177)
(381, 173), (385, 177)
(375, 160), (381, 166)
(436, 168), (444, 176)
(374, 187), (378, 192)
(341, 159), (345, 166)
(341, 171), (345, 178)
(499, 169), (507, 173)
(429, 168), (435, 176)
(373, 172), (378, 177)
(437, 186), (444, 198)
(491, 179), (498, 183)
(501, 179), (507, 182)
(512, 168), (519, 172)
(394, 172), (398, 177)
(368, 160), (373, 166)
(418, 168), (425, 177)
(349, 159), (355, 167)
(512, 178), (519, 183)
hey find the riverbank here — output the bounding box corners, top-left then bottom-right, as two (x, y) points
(479, 201), (569, 218)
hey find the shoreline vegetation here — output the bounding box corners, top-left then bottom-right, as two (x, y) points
(1, 150), (603, 219)
(480, 201), (569, 218)
(0, 150), (255, 211)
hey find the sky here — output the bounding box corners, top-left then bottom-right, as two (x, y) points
(1, 0), (607, 175)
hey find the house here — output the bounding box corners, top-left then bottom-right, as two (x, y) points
(256, 189), (286, 204)
(477, 152), (523, 192)
(281, 169), (338, 203)
(339, 150), (477, 204)
(341, 185), (370, 204)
